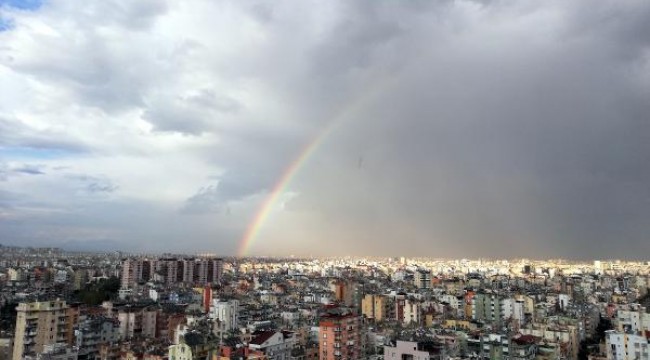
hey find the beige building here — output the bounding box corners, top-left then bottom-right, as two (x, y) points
(7, 268), (25, 282)
(361, 294), (387, 321)
(169, 343), (193, 360)
(12, 300), (72, 360)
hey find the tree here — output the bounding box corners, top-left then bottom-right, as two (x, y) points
(73, 276), (121, 305)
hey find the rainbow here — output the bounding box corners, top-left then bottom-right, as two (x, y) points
(236, 121), (338, 257)
(237, 77), (395, 256)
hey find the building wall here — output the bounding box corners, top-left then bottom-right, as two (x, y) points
(169, 343), (193, 360)
(209, 300), (239, 331)
(319, 315), (360, 360)
(416, 270), (431, 289)
(606, 331), (649, 360)
(361, 295), (387, 322)
(12, 300), (70, 360)
(248, 332), (295, 360)
(0, 338), (14, 360)
(384, 340), (431, 360)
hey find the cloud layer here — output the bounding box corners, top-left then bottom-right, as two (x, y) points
(1, 0), (649, 258)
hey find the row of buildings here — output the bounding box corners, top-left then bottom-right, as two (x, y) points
(2, 246), (650, 359)
(120, 258), (224, 289)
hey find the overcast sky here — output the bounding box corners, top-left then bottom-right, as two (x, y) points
(1, 0), (649, 258)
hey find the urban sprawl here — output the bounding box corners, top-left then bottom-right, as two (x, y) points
(1, 244), (650, 360)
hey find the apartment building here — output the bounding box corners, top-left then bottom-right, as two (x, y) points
(361, 294), (387, 322)
(384, 340), (436, 360)
(121, 257), (223, 289)
(416, 269), (431, 289)
(12, 300), (72, 360)
(606, 330), (650, 360)
(318, 306), (360, 360)
(208, 299), (239, 332)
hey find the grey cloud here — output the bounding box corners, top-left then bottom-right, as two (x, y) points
(0, 163), (7, 181)
(13, 164), (45, 175)
(247, 3), (274, 24)
(68, 175), (119, 194)
(0, 117), (87, 152)
(0, 162), (45, 180)
(181, 185), (221, 214)
(0, 190), (20, 208)
(143, 91), (241, 135)
(309, 4), (403, 75)
(0, 1), (170, 114)
(0, 197), (243, 253)
(143, 101), (209, 135)
(181, 175), (268, 215)
(2, 40), (149, 112)
(86, 1), (168, 31)
(258, 0), (650, 258)
(86, 181), (119, 194)
(2, 0), (650, 257)
(187, 90), (241, 113)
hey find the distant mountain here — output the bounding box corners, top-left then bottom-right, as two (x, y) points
(1, 239), (132, 252)
(57, 239), (131, 252)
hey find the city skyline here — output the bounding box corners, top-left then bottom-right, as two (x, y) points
(1, 0), (650, 258)
(4, 244), (649, 360)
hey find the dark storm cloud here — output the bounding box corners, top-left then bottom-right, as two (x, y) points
(275, 0), (650, 258)
(309, 4), (403, 76)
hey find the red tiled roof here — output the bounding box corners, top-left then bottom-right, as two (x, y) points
(249, 331), (276, 345)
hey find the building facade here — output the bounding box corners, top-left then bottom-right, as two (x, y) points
(318, 307), (360, 360)
(12, 300), (72, 360)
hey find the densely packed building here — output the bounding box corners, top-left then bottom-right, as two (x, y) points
(1, 244), (650, 359)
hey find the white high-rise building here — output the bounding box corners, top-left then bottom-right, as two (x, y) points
(594, 260), (603, 275)
(615, 304), (650, 335)
(209, 299), (239, 331)
(606, 330), (649, 360)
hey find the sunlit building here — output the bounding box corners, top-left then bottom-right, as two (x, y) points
(318, 306), (360, 360)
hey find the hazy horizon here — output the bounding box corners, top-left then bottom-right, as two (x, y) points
(1, 0), (649, 258)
